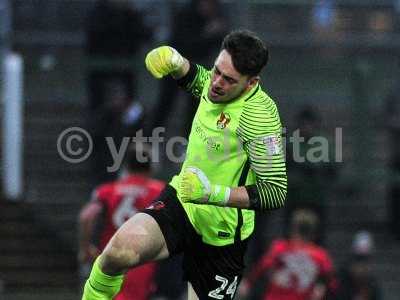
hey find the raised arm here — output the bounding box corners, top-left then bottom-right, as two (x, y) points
(145, 46), (211, 101)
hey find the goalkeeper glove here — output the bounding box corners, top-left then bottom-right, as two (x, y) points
(179, 167), (231, 206)
(145, 46), (185, 79)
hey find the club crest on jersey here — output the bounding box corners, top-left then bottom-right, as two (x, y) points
(217, 112), (230, 129)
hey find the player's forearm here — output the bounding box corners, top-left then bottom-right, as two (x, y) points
(78, 203), (102, 254)
(247, 181), (287, 211)
(79, 220), (94, 249)
(226, 183), (286, 211)
(225, 186), (250, 209)
(79, 214), (94, 249)
(78, 219), (99, 264)
(310, 283), (327, 300)
(179, 168), (286, 210)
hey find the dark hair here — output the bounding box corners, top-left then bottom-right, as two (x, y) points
(221, 29), (269, 77)
(124, 143), (151, 173)
(290, 209), (319, 242)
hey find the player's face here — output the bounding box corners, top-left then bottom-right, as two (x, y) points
(208, 50), (257, 103)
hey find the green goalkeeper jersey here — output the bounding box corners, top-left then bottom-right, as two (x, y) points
(170, 64), (287, 246)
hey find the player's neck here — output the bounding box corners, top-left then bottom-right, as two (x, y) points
(290, 234), (308, 243)
(120, 171), (150, 179)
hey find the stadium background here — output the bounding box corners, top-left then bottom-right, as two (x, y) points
(0, 0), (399, 299)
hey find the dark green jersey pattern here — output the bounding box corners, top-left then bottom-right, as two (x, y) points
(238, 98), (287, 210)
(170, 64), (287, 246)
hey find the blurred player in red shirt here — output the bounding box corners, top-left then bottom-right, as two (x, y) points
(78, 143), (165, 300)
(240, 209), (337, 300)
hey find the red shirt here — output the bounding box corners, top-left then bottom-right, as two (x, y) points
(93, 174), (165, 300)
(247, 239), (337, 300)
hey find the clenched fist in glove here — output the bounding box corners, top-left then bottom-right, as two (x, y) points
(179, 167), (231, 206)
(145, 46), (185, 79)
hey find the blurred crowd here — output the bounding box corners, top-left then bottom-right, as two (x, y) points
(73, 1), (398, 299)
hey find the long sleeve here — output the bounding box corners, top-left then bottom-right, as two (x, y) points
(238, 93), (287, 211)
(178, 64), (211, 99)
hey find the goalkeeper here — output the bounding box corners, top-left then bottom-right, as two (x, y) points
(82, 29), (287, 300)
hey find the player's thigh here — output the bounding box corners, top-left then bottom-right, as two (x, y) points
(103, 212), (169, 272)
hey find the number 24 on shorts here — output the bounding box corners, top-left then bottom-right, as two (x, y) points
(208, 275), (238, 299)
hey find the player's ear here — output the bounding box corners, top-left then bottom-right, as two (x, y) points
(247, 76), (260, 89)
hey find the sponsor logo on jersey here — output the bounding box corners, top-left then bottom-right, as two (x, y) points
(217, 112), (231, 129)
(194, 123), (221, 151)
(218, 231), (230, 238)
